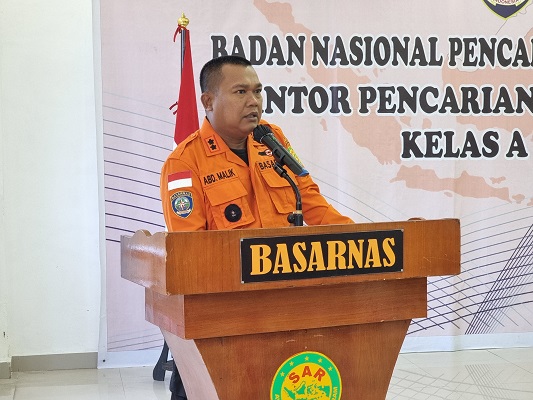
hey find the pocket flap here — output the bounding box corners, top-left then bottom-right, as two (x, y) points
(204, 178), (247, 206)
(258, 166), (292, 188)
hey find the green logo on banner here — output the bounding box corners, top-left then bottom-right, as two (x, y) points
(271, 351), (342, 400)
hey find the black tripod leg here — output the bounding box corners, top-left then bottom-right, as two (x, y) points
(153, 341), (170, 381)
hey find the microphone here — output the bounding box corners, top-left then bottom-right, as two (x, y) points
(253, 125), (309, 177)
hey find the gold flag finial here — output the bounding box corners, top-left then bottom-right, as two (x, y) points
(178, 13), (189, 28)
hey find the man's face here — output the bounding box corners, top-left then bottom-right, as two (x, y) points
(202, 64), (263, 149)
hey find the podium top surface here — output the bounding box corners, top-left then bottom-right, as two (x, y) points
(121, 219), (460, 295)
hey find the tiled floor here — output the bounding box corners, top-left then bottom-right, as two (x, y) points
(1, 348), (532, 399)
(388, 348), (533, 399)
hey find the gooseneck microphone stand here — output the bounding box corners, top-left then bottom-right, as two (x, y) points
(272, 162), (304, 227)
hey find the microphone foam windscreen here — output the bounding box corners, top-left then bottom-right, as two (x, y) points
(252, 124), (272, 142)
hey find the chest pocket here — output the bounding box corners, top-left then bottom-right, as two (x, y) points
(258, 166), (297, 214)
(204, 177), (255, 229)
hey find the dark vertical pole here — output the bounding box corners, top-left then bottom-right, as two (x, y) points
(181, 28), (186, 71)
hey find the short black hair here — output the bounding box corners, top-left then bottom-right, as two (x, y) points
(199, 55), (252, 93)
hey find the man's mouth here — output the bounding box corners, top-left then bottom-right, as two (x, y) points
(245, 112), (259, 120)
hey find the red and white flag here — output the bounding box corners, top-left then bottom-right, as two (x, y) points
(167, 170), (192, 191)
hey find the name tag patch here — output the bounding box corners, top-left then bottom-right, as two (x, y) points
(202, 168), (237, 186)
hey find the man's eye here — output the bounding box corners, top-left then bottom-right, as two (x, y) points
(237, 89), (246, 94)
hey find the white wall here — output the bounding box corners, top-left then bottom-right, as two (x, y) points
(0, 50), (7, 362)
(0, 0), (101, 361)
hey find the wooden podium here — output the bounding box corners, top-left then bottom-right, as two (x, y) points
(121, 219), (460, 399)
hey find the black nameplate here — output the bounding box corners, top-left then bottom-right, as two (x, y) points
(241, 230), (403, 283)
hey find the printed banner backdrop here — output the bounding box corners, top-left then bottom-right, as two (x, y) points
(100, 0), (533, 362)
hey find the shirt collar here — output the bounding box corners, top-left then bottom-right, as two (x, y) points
(199, 117), (272, 157)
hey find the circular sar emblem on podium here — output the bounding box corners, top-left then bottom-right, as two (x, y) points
(271, 351), (342, 400)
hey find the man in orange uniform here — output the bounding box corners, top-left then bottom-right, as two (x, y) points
(161, 55), (353, 232)
(160, 55), (353, 399)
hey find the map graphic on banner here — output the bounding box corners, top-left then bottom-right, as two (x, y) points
(100, 0), (533, 355)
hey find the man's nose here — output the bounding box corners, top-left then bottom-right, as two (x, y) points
(247, 91), (261, 106)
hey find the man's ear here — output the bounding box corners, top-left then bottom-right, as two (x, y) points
(201, 92), (213, 111)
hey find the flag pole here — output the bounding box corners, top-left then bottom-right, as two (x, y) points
(171, 13), (199, 145)
(178, 13), (189, 71)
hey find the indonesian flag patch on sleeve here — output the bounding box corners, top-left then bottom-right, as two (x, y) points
(167, 170), (193, 191)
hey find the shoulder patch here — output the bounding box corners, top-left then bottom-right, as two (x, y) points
(282, 138), (305, 168)
(170, 191), (194, 218)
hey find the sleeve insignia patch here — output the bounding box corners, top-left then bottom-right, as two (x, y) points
(170, 191), (194, 218)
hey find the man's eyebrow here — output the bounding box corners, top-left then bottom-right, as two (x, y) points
(232, 82), (263, 89)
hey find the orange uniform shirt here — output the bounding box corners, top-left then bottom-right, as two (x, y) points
(160, 118), (353, 231)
